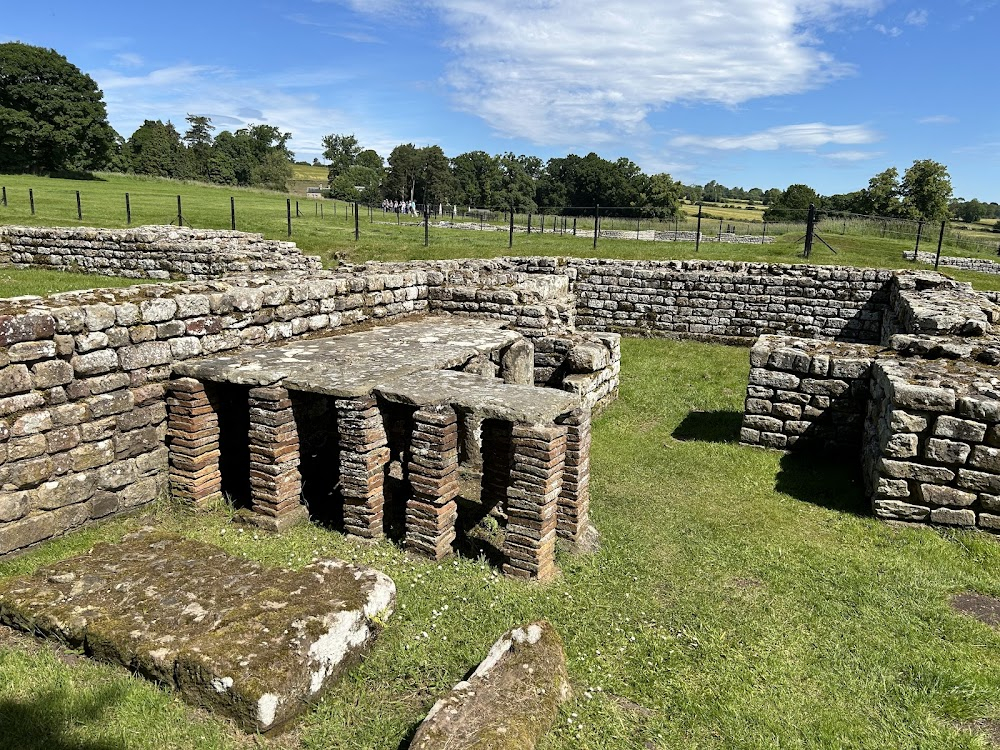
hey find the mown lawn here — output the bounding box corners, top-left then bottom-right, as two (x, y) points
(3, 173), (1000, 292)
(3, 338), (1000, 749)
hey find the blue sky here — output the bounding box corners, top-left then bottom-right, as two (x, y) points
(4, 0), (998, 201)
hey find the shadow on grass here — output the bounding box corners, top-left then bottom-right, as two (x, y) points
(48, 169), (107, 182)
(0, 684), (129, 750)
(671, 410), (744, 444)
(775, 451), (867, 517)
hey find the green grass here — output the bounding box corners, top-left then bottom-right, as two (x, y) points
(3, 338), (1000, 749)
(0, 267), (151, 297)
(4, 173), (1000, 292)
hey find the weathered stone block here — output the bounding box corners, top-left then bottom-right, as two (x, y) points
(918, 484), (976, 508)
(934, 416), (987, 442)
(930, 507), (975, 526)
(925, 438), (971, 465)
(874, 499), (930, 522)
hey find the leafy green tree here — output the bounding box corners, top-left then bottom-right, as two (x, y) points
(356, 149), (383, 171)
(496, 153), (538, 211)
(329, 165), (382, 202)
(385, 143), (421, 201)
(0, 42), (118, 173)
(451, 151), (501, 206)
(183, 114), (215, 180)
(417, 145), (455, 206)
(901, 159), (952, 221)
(953, 199), (987, 223)
(860, 167), (903, 216)
(762, 184), (819, 222)
(322, 133), (361, 182)
(762, 188), (782, 206)
(126, 120), (186, 178)
(644, 173), (682, 219)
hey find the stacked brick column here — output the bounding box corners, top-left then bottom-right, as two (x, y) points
(336, 396), (389, 538)
(166, 378), (222, 507)
(247, 386), (307, 531)
(480, 420), (513, 514)
(503, 423), (567, 580)
(557, 407), (592, 543)
(405, 405), (460, 559)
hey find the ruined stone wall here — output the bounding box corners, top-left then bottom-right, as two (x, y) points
(0, 226), (322, 281)
(740, 335), (878, 451)
(907, 250), (1000, 276)
(503, 258), (894, 344)
(0, 270), (429, 555)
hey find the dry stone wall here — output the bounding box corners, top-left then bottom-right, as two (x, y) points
(1, 225), (322, 281)
(907, 250), (1000, 276)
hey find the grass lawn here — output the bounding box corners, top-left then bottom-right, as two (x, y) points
(3, 338), (1000, 749)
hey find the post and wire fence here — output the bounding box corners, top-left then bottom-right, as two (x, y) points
(2, 183), (999, 262)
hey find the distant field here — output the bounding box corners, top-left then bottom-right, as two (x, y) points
(680, 201), (767, 223)
(290, 164), (330, 181)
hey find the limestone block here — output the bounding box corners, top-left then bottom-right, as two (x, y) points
(874, 499), (930, 522)
(969, 445), (1000, 473)
(918, 484), (976, 508)
(925, 438), (971, 465)
(958, 469), (1000, 494)
(930, 507), (975, 526)
(934, 416), (987, 442)
(409, 621), (571, 750)
(885, 433), (919, 459)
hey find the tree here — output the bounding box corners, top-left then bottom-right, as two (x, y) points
(184, 114), (215, 180)
(860, 167), (903, 217)
(451, 151), (501, 207)
(356, 149), (383, 171)
(762, 184), (819, 222)
(126, 120), (186, 178)
(953, 199), (987, 223)
(496, 153), (538, 211)
(0, 42), (118, 173)
(644, 173), (682, 219)
(322, 133), (361, 182)
(329, 165), (382, 202)
(901, 159), (952, 221)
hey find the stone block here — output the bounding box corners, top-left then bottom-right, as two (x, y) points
(930, 507), (975, 527)
(934, 416), (987, 442)
(925, 438), (971, 465)
(874, 499), (930, 522)
(918, 484), (976, 508)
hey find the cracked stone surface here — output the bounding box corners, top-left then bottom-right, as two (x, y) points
(0, 530), (395, 733)
(376, 370), (580, 424)
(173, 317), (521, 397)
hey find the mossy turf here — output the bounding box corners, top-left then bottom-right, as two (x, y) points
(3, 338), (1000, 748)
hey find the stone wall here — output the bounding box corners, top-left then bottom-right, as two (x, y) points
(0, 225), (322, 281)
(0, 262), (622, 556)
(907, 250), (1000, 276)
(505, 258), (894, 344)
(740, 335), (879, 451)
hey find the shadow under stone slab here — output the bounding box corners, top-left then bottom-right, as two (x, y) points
(0, 530), (395, 734)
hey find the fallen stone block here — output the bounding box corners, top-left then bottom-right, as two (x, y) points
(0, 531), (395, 733)
(409, 620), (571, 750)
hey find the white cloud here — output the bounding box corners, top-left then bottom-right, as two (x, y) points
(874, 23), (902, 36)
(905, 9), (929, 25)
(918, 114), (958, 124)
(422, 0), (884, 145)
(824, 150), (883, 161)
(670, 123), (880, 152)
(112, 52), (144, 68)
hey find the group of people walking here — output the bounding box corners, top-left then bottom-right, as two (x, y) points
(382, 199), (418, 215)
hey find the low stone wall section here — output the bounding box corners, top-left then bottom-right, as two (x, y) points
(907, 250), (1000, 275)
(740, 335), (879, 452)
(0, 225), (322, 281)
(864, 358), (1000, 530)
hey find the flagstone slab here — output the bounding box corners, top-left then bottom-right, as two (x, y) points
(0, 530), (395, 733)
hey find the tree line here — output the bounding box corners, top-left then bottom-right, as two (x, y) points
(3, 41), (997, 227)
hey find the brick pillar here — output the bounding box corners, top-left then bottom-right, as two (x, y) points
(247, 386), (308, 531)
(336, 396), (389, 538)
(405, 405), (460, 560)
(556, 407), (591, 544)
(480, 419), (513, 516)
(503, 423), (566, 580)
(166, 378), (222, 507)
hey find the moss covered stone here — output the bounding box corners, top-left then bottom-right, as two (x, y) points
(409, 620), (571, 750)
(0, 529), (395, 732)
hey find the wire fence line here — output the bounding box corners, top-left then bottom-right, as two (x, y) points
(3, 182), (1000, 258)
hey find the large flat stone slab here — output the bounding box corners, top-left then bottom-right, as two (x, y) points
(376, 370), (580, 424)
(0, 531), (395, 733)
(173, 317), (520, 397)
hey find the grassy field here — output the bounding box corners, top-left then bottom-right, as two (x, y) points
(680, 200), (767, 223)
(290, 164), (330, 182)
(3, 338), (1000, 749)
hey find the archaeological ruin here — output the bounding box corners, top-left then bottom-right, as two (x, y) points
(5, 225), (1000, 735)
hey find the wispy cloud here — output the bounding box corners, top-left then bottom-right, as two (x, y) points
(874, 23), (901, 36)
(355, 0), (884, 145)
(905, 9), (929, 25)
(670, 123), (880, 152)
(112, 52), (144, 68)
(824, 150), (883, 161)
(918, 114), (958, 124)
